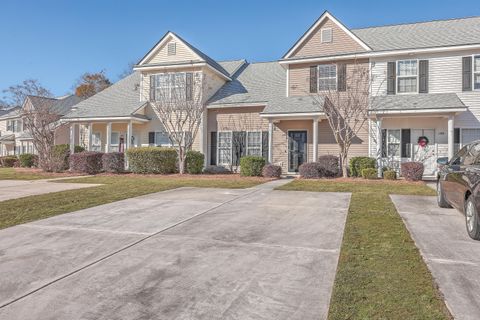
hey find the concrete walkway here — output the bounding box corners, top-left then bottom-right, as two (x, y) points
(0, 179), (350, 320)
(0, 179), (100, 202)
(391, 195), (480, 320)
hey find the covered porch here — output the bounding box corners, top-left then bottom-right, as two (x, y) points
(371, 93), (468, 178)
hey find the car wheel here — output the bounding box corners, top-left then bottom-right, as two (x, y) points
(437, 182), (451, 208)
(465, 196), (480, 240)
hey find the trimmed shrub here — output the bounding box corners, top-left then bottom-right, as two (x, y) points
(0, 156), (18, 168)
(203, 165), (231, 174)
(126, 147), (177, 174)
(69, 151), (104, 174)
(262, 164), (282, 178)
(102, 152), (125, 173)
(186, 151), (204, 174)
(240, 156), (266, 177)
(50, 144), (79, 172)
(317, 155), (340, 178)
(18, 153), (38, 168)
(361, 168), (378, 179)
(384, 170), (397, 180)
(299, 162), (323, 179)
(349, 156), (376, 177)
(401, 162), (424, 181)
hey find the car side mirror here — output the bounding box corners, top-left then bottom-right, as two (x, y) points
(437, 157), (449, 166)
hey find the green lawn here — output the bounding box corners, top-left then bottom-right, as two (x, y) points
(277, 179), (452, 320)
(0, 173), (267, 230)
(0, 167), (68, 180)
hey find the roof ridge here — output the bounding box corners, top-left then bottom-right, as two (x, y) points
(352, 15), (480, 31)
(27, 95), (57, 100)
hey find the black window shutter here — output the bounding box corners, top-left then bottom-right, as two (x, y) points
(454, 128), (460, 144)
(210, 132), (217, 165)
(149, 75), (156, 101)
(262, 131), (269, 160)
(419, 60), (429, 93)
(401, 129), (411, 158)
(337, 63), (347, 92)
(185, 73), (193, 101)
(463, 56), (472, 92)
(381, 129), (387, 157)
(148, 132), (155, 145)
(310, 66), (318, 93)
(387, 62), (396, 95)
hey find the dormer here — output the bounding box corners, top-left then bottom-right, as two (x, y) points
(134, 32), (232, 103)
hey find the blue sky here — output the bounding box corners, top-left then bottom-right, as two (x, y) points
(1, 0), (479, 97)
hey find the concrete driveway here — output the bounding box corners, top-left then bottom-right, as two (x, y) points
(0, 179), (99, 202)
(0, 180), (350, 320)
(391, 195), (480, 320)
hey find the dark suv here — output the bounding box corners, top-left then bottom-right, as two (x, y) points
(437, 142), (480, 240)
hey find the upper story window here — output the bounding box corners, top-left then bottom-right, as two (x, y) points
(151, 72), (199, 102)
(318, 64), (337, 91)
(6, 119), (22, 132)
(321, 28), (333, 43)
(474, 55), (480, 90)
(167, 42), (176, 56)
(397, 60), (418, 93)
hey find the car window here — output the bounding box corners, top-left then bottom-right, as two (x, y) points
(451, 146), (468, 165)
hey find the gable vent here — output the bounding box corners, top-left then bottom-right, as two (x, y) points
(167, 42), (176, 56)
(321, 28), (332, 43)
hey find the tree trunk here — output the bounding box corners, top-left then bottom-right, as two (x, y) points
(178, 147), (185, 174)
(340, 153), (349, 178)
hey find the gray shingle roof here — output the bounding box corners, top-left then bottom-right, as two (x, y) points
(217, 60), (246, 76)
(27, 95), (82, 116)
(63, 72), (146, 119)
(370, 93), (466, 112)
(0, 106), (22, 119)
(353, 16), (480, 51)
(208, 61), (323, 114)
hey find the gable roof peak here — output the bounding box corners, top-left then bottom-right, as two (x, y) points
(282, 10), (371, 59)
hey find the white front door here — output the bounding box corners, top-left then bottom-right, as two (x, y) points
(412, 129), (436, 176)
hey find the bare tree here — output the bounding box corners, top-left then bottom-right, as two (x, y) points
(311, 61), (372, 177)
(147, 72), (208, 174)
(2, 79), (52, 107)
(22, 99), (66, 172)
(118, 61), (136, 79)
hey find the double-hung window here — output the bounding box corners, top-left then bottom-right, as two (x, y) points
(318, 64), (337, 91)
(397, 60), (418, 93)
(246, 131), (262, 156)
(474, 56), (480, 90)
(154, 132), (172, 146)
(91, 132), (102, 152)
(387, 129), (401, 157)
(154, 73), (184, 101)
(217, 132), (232, 165)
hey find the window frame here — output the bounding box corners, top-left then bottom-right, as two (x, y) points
(473, 55), (480, 91)
(246, 131), (263, 157)
(386, 129), (401, 158)
(396, 59), (419, 94)
(320, 28), (333, 43)
(91, 132), (102, 152)
(318, 64), (337, 91)
(217, 131), (233, 166)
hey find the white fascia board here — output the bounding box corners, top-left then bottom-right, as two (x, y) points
(133, 62), (207, 71)
(260, 112), (325, 119)
(280, 43), (480, 65)
(370, 107), (467, 115)
(61, 116), (150, 123)
(207, 102), (267, 109)
(283, 11), (371, 59)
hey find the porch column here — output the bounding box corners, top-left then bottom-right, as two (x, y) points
(312, 117), (319, 162)
(376, 118), (383, 178)
(268, 118), (274, 163)
(126, 120), (132, 150)
(105, 122), (112, 153)
(448, 115), (455, 160)
(69, 123), (75, 154)
(87, 123), (93, 151)
(200, 110), (208, 165)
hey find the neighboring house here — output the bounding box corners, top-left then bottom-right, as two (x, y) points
(0, 95), (82, 156)
(61, 11), (480, 176)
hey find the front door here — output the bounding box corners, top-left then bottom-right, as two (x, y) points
(288, 131), (307, 172)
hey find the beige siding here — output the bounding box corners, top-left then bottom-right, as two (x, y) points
(290, 17), (366, 59)
(289, 59), (369, 96)
(146, 37), (199, 65)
